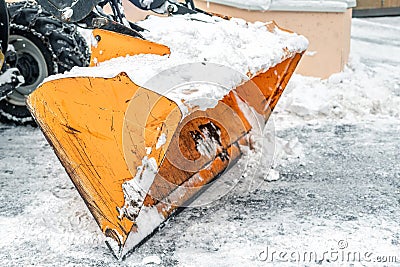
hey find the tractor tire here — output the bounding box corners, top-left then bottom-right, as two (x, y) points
(0, 1), (90, 125)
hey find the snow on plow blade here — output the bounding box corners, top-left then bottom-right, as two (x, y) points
(27, 17), (305, 259)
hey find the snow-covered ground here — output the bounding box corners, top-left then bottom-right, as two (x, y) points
(0, 16), (399, 266)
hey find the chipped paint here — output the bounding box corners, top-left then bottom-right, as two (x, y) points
(118, 157), (158, 221)
(155, 133), (167, 150)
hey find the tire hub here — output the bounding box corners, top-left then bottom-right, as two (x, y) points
(15, 52), (40, 86)
(6, 34), (48, 106)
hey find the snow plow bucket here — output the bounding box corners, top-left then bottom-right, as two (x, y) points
(27, 18), (306, 259)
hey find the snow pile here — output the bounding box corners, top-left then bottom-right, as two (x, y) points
(274, 19), (400, 127)
(136, 14), (307, 76)
(276, 66), (400, 124)
(52, 13), (307, 114)
(239, 17), (400, 184)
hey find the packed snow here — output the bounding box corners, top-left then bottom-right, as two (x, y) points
(119, 157), (158, 221)
(50, 13), (307, 114)
(276, 18), (400, 125)
(0, 15), (399, 266)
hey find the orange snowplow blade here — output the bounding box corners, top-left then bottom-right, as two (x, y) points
(89, 29), (171, 66)
(27, 25), (303, 259)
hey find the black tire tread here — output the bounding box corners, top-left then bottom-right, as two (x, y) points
(0, 1), (90, 125)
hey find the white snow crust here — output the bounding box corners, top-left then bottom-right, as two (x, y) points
(47, 13), (307, 114)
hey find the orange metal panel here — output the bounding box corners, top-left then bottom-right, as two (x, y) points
(27, 73), (182, 247)
(90, 29), (171, 66)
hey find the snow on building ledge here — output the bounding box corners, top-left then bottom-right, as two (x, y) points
(205, 0), (356, 12)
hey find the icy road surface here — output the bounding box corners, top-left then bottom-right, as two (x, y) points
(1, 122), (399, 266)
(1, 17), (400, 266)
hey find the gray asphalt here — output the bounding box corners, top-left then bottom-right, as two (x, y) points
(0, 120), (399, 266)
